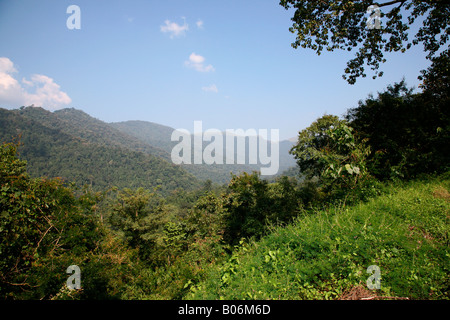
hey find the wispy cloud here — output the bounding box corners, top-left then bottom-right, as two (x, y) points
(0, 57), (72, 110)
(160, 18), (188, 38)
(196, 19), (204, 29)
(202, 84), (218, 93)
(185, 53), (215, 73)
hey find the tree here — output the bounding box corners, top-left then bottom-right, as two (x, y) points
(222, 172), (272, 245)
(187, 192), (226, 240)
(320, 122), (372, 199)
(289, 114), (342, 179)
(218, 172), (303, 245)
(280, 0), (450, 84)
(108, 188), (167, 265)
(418, 48), (450, 101)
(346, 78), (450, 179)
(290, 116), (372, 202)
(0, 142), (121, 299)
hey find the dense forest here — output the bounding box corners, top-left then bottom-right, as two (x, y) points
(0, 106), (296, 187)
(1, 0), (449, 301)
(1, 47), (448, 300)
(0, 108), (201, 195)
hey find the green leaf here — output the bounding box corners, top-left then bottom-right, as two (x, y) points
(345, 164), (353, 174)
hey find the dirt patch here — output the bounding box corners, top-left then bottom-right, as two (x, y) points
(339, 285), (377, 300)
(432, 186), (450, 202)
(339, 285), (410, 300)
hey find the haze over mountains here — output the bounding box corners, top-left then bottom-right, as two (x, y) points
(0, 106), (297, 193)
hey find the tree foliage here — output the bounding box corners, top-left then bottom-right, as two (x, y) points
(346, 79), (450, 179)
(321, 122), (372, 196)
(0, 142), (129, 299)
(290, 114), (342, 179)
(280, 0), (450, 84)
(108, 188), (168, 265)
(221, 172), (302, 246)
(419, 48), (450, 101)
(290, 116), (372, 202)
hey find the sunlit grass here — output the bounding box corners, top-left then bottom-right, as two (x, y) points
(189, 174), (450, 300)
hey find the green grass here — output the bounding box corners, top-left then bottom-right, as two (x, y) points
(188, 174), (450, 300)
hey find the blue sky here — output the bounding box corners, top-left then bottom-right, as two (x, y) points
(0, 0), (432, 140)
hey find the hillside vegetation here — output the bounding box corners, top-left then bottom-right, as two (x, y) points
(189, 175), (450, 300)
(1, 107), (297, 186)
(111, 119), (296, 183)
(0, 54), (448, 300)
(0, 108), (200, 195)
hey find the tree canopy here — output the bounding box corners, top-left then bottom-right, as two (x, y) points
(280, 0), (450, 84)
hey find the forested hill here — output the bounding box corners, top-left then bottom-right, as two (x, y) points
(111, 120), (297, 182)
(110, 119), (262, 183)
(110, 120), (177, 155)
(14, 107), (170, 160)
(0, 107), (201, 194)
(0, 106), (298, 187)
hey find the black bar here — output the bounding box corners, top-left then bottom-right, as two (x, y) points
(1, 299), (448, 319)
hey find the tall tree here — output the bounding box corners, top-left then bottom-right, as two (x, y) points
(0, 142), (117, 299)
(289, 114), (342, 179)
(108, 188), (167, 265)
(280, 0), (450, 84)
(290, 116), (371, 200)
(346, 78), (450, 179)
(419, 48), (450, 101)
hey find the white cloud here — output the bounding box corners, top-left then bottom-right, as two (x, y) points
(160, 19), (188, 38)
(196, 19), (204, 29)
(202, 84), (218, 93)
(185, 53), (215, 73)
(189, 53), (205, 64)
(0, 57), (17, 74)
(24, 74), (72, 109)
(0, 57), (72, 110)
(0, 58), (20, 92)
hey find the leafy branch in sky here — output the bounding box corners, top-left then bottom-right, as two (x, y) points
(280, 0), (450, 84)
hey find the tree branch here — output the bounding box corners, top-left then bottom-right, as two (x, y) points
(375, 0), (407, 7)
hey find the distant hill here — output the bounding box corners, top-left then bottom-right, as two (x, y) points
(110, 120), (175, 155)
(111, 120), (297, 183)
(14, 107), (170, 160)
(0, 107), (200, 194)
(0, 106), (298, 188)
(111, 120), (259, 183)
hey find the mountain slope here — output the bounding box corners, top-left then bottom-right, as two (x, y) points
(111, 120), (297, 183)
(0, 108), (200, 194)
(110, 120), (176, 154)
(111, 120), (263, 183)
(14, 107), (170, 160)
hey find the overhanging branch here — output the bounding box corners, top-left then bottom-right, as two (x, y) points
(374, 0), (407, 8)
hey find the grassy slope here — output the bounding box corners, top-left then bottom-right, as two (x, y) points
(190, 174), (450, 300)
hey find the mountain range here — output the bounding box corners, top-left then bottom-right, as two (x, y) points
(0, 106), (297, 193)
